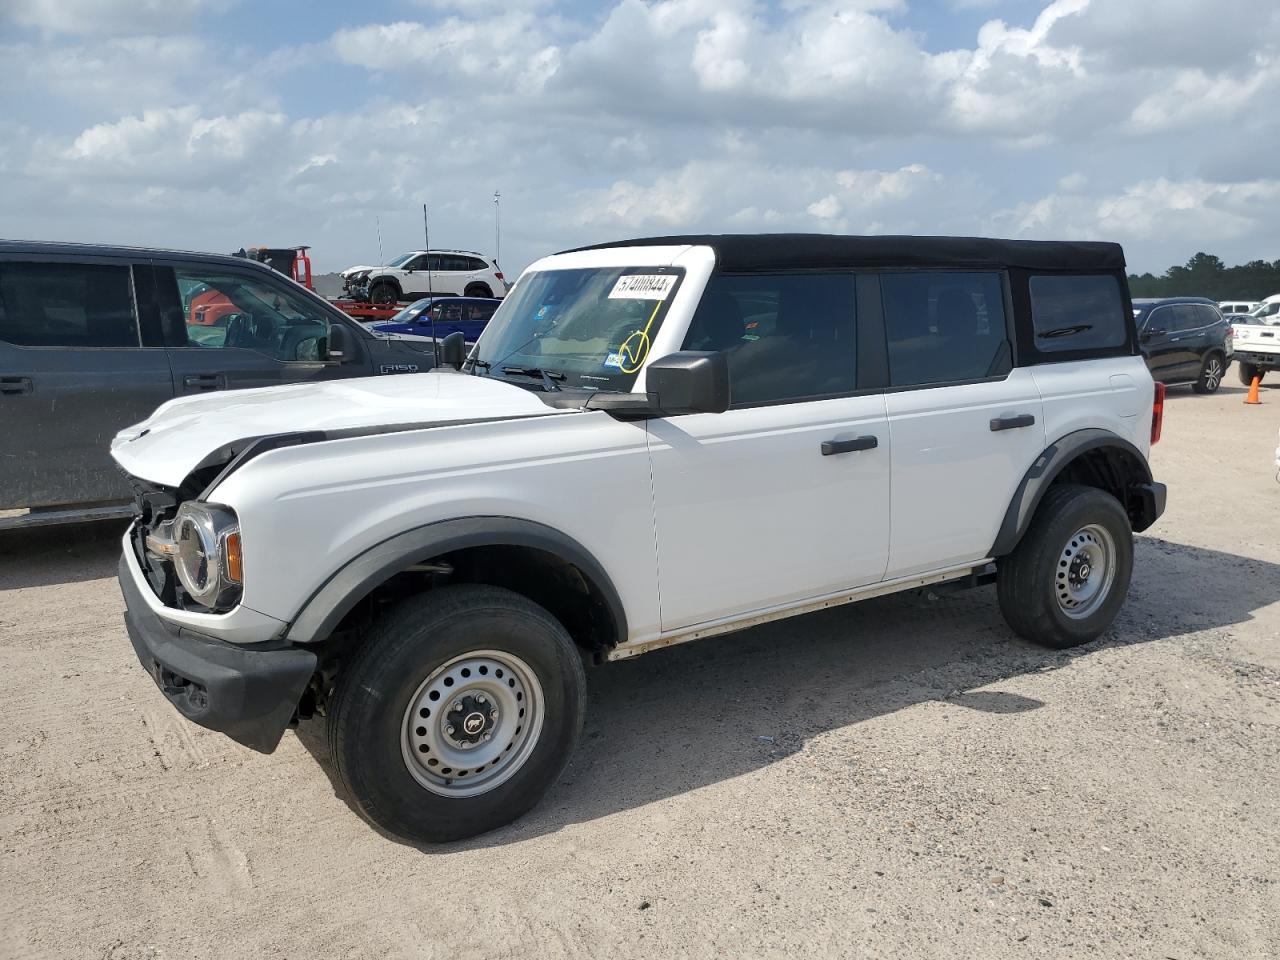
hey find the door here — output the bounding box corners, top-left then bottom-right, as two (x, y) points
(145, 262), (364, 396)
(647, 271), (891, 631)
(399, 255), (433, 297)
(0, 258), (175, 508)
(1139, 305), (1182, 380)
(879, 270), (1045, 577)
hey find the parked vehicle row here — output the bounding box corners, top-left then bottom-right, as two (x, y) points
(0, 241), (442, 526)
(113, 233), (1165, 844)
(365, 295), (501, 343)
(341, 250), (508, 304)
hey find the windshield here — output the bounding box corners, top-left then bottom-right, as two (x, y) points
(390, 298), (433, 323)
(472, 266), (684, 390)
(387, 252), (417, 268)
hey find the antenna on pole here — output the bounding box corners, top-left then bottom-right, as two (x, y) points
(424, 203), (438, 362)
(493, 190), (501, 264)
(376, 216), (384, 269)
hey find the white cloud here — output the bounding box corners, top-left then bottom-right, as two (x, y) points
(806, 194), (843, 220)
(3, 0), (232, 35)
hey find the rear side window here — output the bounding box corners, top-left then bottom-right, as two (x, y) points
(1029, 275), (1126, 352)
(464, 257), (490, 272)
(0, 261), (139, 348)
(881, 271), (1008, 387)
(1195, 304), (1222, 327)
(684, 273), (856, 406)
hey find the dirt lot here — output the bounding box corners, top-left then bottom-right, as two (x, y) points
(2, 379), (1278, 960)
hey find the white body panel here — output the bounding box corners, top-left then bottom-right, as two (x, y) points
(1031, 356), (1153, 459)
(884, 369), (1045, 577)
(647, 395), (890, 631)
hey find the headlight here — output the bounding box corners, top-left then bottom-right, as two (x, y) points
(173, 502), (242, 611)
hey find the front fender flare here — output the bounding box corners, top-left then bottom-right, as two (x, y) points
(989, 429), (1157, 557)
(286, 516), (628, 646)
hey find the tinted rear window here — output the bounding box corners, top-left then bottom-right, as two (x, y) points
(1029, 274), (1127, 353)
(0, 261), (139, 348)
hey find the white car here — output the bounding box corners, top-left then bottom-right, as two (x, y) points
(341, 249), (507, 303)
(1219, 300), (1261, 316)
(114, 234), (1166, 843)
(1230, 294), (1280, 384)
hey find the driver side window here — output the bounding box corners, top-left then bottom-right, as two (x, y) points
(172, 269), (330, 362)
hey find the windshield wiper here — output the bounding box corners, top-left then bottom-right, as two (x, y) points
(503, 366), (565, 391)
(1037, 323), (1093, 339)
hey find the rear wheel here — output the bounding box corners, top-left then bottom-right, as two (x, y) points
(464, 282), (493, 298)
(327, 585), (586, 843)
(1193, 352), (1224, 393)
(1238, 362), (1264, 387)
(997, 485), (1134, 649)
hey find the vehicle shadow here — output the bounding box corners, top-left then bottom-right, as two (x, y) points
(0, 520), (128, 591)
(292, 536), (1280, 850)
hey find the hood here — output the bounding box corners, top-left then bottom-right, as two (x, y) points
(111, 372), (573, 487)
(341, 265), (378, 277)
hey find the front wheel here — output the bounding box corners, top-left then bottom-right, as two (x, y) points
(327, 585), (586, 843)
(997, 485), (1134, 649)
(368, 280), (399, 305)
(1193, 352), (1225, 393)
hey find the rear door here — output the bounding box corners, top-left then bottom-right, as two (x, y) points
(144, 261), (369, 396)
(0, 256), (174, 508)
(879, 270), (1044, 577)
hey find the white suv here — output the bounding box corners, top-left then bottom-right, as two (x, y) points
(341, 249), (507, 303)
(114, 234), (1166, 843)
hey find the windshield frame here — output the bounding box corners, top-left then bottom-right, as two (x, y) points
(469, 265), (687, 392)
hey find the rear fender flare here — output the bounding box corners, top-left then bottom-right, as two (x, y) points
(990, 429), (1155, 557)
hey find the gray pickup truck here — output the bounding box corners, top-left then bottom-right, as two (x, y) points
(0, 240), (445, 529)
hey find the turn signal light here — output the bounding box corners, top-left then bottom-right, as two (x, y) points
(1157, 381), (1167, 445)
(225, 532), (243, 583)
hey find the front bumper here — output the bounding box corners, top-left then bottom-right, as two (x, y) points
(120, 554), (316, 753)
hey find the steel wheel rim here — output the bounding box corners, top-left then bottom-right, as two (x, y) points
(1054, 524), (1116, 620)
(1205, 357), (1222, 389)
(400, 650), (545, 798)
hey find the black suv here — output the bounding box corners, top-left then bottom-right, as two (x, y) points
(0, 240), (446, 528)
(1133, 297), (1230, 393)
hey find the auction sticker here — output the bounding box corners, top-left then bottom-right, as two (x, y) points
(608, 274), (677, 300)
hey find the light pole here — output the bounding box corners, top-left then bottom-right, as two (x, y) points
(493, 190), (501, 264)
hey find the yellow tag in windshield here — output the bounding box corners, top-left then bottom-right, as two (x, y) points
(615, 300), (663, 373)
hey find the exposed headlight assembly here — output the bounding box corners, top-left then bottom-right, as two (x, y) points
(172, 503), (242, 611)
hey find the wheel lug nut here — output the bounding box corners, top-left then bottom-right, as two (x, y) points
(476, 694), (486, 704)
(452, 701), (463, 712)
(484, 734), (492, 741)
(491, 709), (499, 720)
(445, 725), (455, 735)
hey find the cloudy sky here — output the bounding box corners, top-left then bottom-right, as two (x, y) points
(2, 0), (1278, 276)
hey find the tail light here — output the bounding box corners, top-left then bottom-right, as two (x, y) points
(494, 272), (505, 281)
(1151, 381), (1165, 445)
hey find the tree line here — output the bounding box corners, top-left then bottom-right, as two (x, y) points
(1128, 252), (1280, 300)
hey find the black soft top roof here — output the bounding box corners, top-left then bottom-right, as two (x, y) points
(562, 234), (1126, 272)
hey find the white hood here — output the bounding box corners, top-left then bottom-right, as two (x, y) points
(111, 372), (572, 487)
(341, 264), (380, 278)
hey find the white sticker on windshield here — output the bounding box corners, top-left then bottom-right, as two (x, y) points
(608, 274), (677, 300)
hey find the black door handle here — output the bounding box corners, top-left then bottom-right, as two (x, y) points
(821, 435), (879, 456)
(0, 376), (33, 395)
(183, 374), (225, 390)
(990, 414), (1036, 432)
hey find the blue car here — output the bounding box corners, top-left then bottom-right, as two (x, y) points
(369, 296), (501, 343)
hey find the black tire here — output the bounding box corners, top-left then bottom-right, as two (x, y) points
(996, 484), (1134, 649)
(368, 280), (399, 305)
(1238, 362), (1263, 387)
(327, 585), (586, 843)
(1192, 351), (1225, 393)
(464, 282), (493, 298)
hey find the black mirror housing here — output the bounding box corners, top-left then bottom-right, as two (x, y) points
(646, 351), (730, 414)
(326, 322), (354, 363)
(439, 331), (467, 370)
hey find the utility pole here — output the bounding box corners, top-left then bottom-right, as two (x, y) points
(424, 204), (438, 359)
(493, 190), (501, 264)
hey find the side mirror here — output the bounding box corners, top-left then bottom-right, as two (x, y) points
(646, 351), (730, 414)
(327, 322), (355, 363)
(438, 330), (467, 370)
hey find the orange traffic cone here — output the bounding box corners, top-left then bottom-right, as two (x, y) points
(1245, 375), (1262, 405)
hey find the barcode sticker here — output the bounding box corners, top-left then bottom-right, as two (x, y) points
(608, 274), (677, 300)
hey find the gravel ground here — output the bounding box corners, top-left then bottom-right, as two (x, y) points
(2, 378), (1278, 960)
